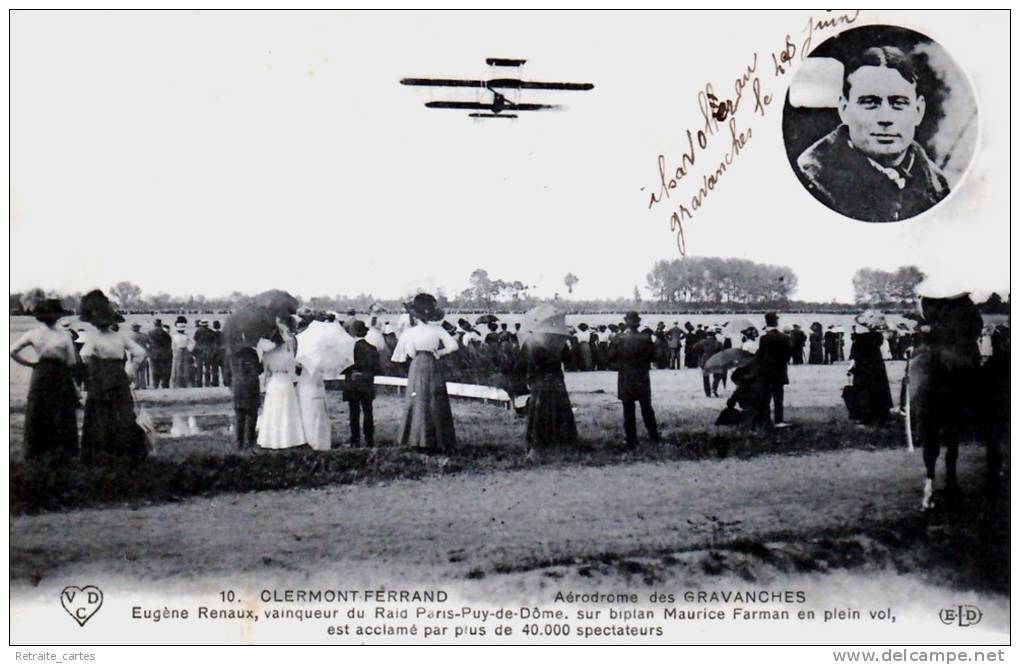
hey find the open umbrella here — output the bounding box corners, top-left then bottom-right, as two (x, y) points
(702, 348), (754, 374)
(721, 318), (756, 340)
(519, 304), (569, 355)
(252, 290), (299, 320)
(222, 290), (300, 351)
(475, 314), (499, 325)
(221, 305), (277, 349)
(520, 304), (568, 335)
(296, 320), (356, 375)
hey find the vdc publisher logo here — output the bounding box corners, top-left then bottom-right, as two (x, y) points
(939, 605), (982, 627)
(61, 585), (104, 626)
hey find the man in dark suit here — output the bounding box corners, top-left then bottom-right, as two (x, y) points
(608, 311), (661, 447)
(823, 326), (839, 365)
(667, 322), (684, 369)
(147, 318), (173, 389)
(192, 320), (218, 387)
(789, 324), (807, 365)
(757, 312), (793, 427)
(343, 320), (381, 447)
(210, 320), (227, 386)
(694, 332), (724, 397)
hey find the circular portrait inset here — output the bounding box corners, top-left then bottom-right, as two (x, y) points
(782, 24), (978, 223)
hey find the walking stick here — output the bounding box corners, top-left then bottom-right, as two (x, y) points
(904, 362), (914, 453)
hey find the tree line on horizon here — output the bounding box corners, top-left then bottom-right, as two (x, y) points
(10, 260), (1010, 316)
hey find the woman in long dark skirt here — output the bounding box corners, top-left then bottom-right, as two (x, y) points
(10, 299), (80, 461)
(498, 337), (529, 413)
(847, 310), (894, 425)
(77, 290), (149, 463)
(808, 322), (824, 364)
(524, 338), (578, 449)
(391, 294), (459, 453)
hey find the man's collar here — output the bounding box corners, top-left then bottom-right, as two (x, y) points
(845, 132), (918, 189)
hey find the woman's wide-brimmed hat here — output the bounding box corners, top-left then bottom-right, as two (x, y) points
(78, 290), (124, 326)
(403, 293), (444, 322)
(32, 298), (73, 322)
(855, 309), (887, 330)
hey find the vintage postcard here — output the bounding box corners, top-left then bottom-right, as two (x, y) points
(7, 8), (1011, 656)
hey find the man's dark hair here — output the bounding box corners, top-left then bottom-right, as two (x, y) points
(842, 46), (917, 99)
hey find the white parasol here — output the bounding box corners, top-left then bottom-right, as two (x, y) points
(519, 304), (569, 355)
(722, 317), (756, 342)
(296, 320), (356, 375)
(365, 326), (388, 352)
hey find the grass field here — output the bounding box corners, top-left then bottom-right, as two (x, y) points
(7, 317), (1009, 622)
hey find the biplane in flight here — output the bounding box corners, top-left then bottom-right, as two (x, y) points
(400, 58), (594, 119)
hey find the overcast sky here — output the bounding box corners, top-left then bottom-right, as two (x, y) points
(10, 10), (1010, 303)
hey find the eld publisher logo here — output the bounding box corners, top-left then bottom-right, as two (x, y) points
(939, 605), (982, 627)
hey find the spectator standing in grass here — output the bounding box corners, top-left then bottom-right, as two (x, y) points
(10, 299), (80, 461)
(230, 342), (262, 450)
(343, 320), (381, 447)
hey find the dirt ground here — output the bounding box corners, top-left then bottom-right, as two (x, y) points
(9, 445), (1001, 590)
(8, 359), (1008, 625)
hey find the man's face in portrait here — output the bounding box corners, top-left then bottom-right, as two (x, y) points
(839, 65), (926, 165)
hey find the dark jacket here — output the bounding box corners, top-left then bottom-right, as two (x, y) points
(667, 326), (684, 349)
(608, 328), (655, 402)
(147, 326), (173, 360)
(790, 328), (807, 351)
(757, 328), (792, 385)
(343, 338), (380, 401)
(192, 326), (218, 360)
(796, 125), (949, 223)
(230, 347), (262, 409)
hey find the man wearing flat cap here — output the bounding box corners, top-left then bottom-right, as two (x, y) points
(608, 311), (662, 447)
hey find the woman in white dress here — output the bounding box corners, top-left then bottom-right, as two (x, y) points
(257, 321), (306, 450)
(296, 363), (330, 451)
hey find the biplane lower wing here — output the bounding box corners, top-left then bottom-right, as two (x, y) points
(425, 101), (559, 112)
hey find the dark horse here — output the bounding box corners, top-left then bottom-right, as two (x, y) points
(907, 294), (1009, 511)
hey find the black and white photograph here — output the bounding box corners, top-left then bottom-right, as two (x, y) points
(6, 9), (1011, 658)
(782, 24), (979, 223)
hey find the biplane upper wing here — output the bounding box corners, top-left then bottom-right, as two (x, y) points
(401, 77), (594, 91)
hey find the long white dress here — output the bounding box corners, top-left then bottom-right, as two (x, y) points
(296, 367), (330, 451)
(257, 345), (306, 450)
